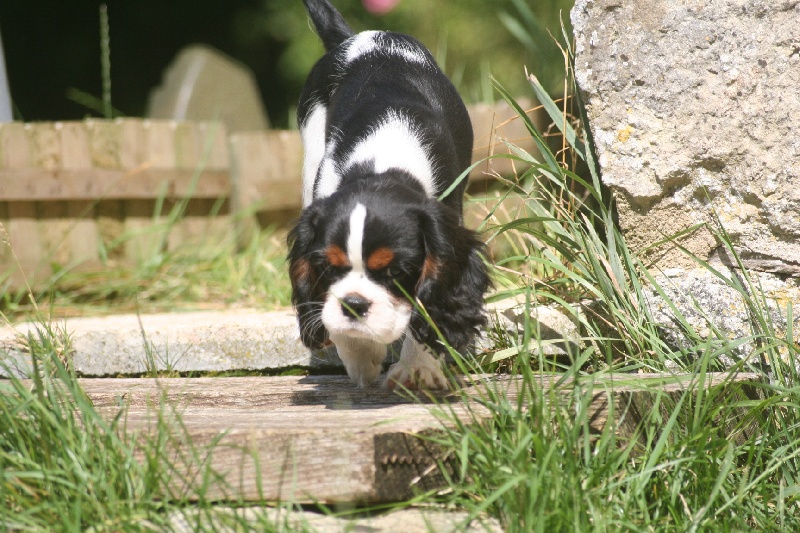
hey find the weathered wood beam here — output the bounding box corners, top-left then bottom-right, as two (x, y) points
(0, 168), (230, 201)
(63, 372), (763, 504)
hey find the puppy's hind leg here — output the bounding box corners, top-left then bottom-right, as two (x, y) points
(330, 334), (386, 388)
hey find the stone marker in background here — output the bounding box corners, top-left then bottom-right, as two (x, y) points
(0, 24), (12, 122)
(148, 44), (269, 133)
(571, 0), (800, 354)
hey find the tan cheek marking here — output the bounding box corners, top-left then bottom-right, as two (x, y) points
(367, 247), (395, 271)
(291, 258), (315, 283)
(325, 245), (351, 268)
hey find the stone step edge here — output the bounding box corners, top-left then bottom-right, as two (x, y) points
(0, 300), (582, 378)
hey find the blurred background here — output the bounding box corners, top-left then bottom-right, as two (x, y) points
(0, 0), (574, 128)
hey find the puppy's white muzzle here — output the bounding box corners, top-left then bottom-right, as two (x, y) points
(321, 272), (412, 344)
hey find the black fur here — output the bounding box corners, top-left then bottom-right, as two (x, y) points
(301, 0), (353, 52)
(289, 0), (490, 359)
(296, 27), (473, 215)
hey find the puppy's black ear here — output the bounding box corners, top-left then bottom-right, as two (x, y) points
(287, 208), (329, 349)
(411, 202), (490, 354)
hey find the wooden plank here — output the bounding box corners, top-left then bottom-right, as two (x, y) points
(229, 130), (303, 214)
(1, 123), (44, 287)
(83, 120), (132, 266)
(0, 168), (230, 201)
(59, 122), (100, 267)
(125, 120), (173, 263)
(194, 123), (232, 249)
(229, 129), (303, 245)
(0, 201), (9, 274)
(31, 123), (71, 268)
(69, 372), (762, 504)
(166, 123), (231, 250)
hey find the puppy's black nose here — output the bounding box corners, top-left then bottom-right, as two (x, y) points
(342, 294), (371, 318)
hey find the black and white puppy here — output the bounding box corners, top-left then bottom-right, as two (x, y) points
(288, 0), (489, 389)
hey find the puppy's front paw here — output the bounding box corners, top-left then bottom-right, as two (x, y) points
(384, 358), (448, 391)
(345, 358), (383, 388)
(331, 335), (387, 388)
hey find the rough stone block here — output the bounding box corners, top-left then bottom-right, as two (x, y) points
(572, 0), (800, 275)
(571, 0), (800, 352)
(644, 267), (800, 364)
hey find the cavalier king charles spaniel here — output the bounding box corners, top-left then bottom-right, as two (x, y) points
(288, 0), (490, 389)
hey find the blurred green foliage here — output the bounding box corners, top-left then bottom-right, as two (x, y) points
(240, 0), (573, 124)
(0, 0), (573, 127)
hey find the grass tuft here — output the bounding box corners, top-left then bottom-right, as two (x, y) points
(425, 44), (800, 530)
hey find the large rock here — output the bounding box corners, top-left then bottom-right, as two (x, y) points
(572, 0), (800, 274)
(148, 45), (269, 133)
(571, 0), (800, 350)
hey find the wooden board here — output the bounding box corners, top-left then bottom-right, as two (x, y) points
(0, 168), (230, 201)
(68, 372), (762, 504)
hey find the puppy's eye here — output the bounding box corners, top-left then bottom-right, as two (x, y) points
(385, 266), (402, 278)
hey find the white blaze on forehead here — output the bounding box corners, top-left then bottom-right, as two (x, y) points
(346, 203), (367, 272)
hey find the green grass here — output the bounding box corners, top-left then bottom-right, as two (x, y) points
(1, 220), (291, 321)
(419, 60), (800, 530)
(0, 324), (318, 531)
(2, 25), (800, 533)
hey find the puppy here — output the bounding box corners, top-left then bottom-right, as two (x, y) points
(288, 0), (489, 389)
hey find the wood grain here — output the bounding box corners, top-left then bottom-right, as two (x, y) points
(65, 372), (763, 503)
(0, 168), (230, 201)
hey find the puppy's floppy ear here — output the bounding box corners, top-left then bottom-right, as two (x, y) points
(411, 202), (490, 354)
(287, 207), (330, 349)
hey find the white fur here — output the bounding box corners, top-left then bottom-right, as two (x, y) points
(321, 269), (412, 345)
(330, 334), (386, 387)
(385, 336), (448, 390)
(315, 145), (342, 201)
(321, 203), (412, 345)
(300, 103), (328, 207)
(346, 203), (367, 272)
(344, 31), (428, 65)
(344, 110), (436, 197)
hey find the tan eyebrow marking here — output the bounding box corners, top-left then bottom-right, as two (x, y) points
(325, 245), (351, 267)
(367, 247), (395, 271)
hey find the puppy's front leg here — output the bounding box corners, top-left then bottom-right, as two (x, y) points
(385, 335), (448, 390)
(330, 334), (386, 387)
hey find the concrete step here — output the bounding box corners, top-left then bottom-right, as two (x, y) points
(1, 297), (584, 378)
(1, 309), (338, 377)
(165, 507), (502, 533)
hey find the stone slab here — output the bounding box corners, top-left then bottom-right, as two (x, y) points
(0, 309), (338, 378)
(0, 296), (586, 378)
(166, 507), (501, 533)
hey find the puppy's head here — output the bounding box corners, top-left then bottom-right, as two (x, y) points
(288, 186), (489, 353)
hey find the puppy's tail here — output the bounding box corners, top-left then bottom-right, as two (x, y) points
(302, 0), (355, 52)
